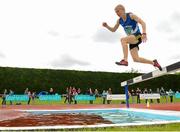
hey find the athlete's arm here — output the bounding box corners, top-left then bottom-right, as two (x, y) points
(102, 20), (119, 32)
(130, 14), (147, 42)
(130, 14), (146, 34)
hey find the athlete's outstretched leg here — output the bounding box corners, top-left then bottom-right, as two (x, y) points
(130, 47), (153, 64)
(130, 47), (162, 70)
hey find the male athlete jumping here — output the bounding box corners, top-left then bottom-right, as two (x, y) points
(102, 4), (162, 71)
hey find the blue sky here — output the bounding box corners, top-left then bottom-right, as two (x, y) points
(0, 0), (180, 73)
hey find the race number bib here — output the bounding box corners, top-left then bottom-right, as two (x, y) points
(125, 26), (132, 35)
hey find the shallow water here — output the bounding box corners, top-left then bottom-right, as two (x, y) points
(0, 113), (112, 127)
(1, 109), (180, 127)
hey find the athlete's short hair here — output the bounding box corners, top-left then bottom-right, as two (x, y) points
(115, 4), (125, 11)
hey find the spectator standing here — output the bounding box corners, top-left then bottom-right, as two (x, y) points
(2, 89), (7, 106)
(31, 91), (36, 104)
(149, 89), (153, 103)
(102, 90), (107, 104)
(27, 91), (31, 105)
(49, 88), (54, 95)
(136, 88), (141, 104)
(156, 88), (160, 103)
(94, 89), (99, 98)
(77, 88), (81, 94)
(168, 89), (174, 103)
(9, 89), (14, 105)
(131, 89), (136, 104)
(89, 88), (94, 104)
(64, 87), (69, 104)
(107, 88), (112, 104)
(72, 87), (77, 104)
(143, 88), (148, 103)
(24, 88), (29, 95)
(160, 87), (167, 103)
(68, 86), (73, 104)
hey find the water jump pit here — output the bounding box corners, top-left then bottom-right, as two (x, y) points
(1, 108), (180, 130)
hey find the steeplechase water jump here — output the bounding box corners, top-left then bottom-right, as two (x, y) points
(0, 3), (180, 131)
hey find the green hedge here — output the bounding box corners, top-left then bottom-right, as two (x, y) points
(0, 67), (179, 94)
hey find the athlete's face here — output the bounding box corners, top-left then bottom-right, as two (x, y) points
(115, 7), (125, 17)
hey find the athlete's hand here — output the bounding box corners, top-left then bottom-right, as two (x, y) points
(102, 22), (108, 27)
(142, 34), (147, 43)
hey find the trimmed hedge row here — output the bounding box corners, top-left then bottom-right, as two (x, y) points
(0, 67), (179, 94)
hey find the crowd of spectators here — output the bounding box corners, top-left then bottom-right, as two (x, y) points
(129, 87), (177, 104)
(1, 86), (179, 106)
